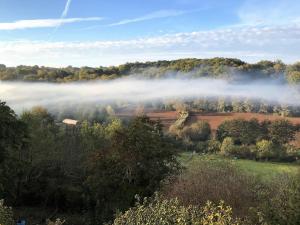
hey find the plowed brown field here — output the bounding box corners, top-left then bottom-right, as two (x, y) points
(117, 111), (300, 147)
(145, 111), (300, 130)
(118, 111), (300, 130)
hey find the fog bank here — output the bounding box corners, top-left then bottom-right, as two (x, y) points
(0, 78), (299, 113)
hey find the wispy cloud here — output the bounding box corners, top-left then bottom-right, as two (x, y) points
(61, 0), (72, 18)
(0, 23), (299, 66)
(0, 17), (102, 30)
(109, 9), (196, 26)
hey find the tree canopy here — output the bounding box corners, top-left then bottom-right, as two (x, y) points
(1, 58), (299, 83)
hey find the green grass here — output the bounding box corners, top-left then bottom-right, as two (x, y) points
(180, 153), (300, 180)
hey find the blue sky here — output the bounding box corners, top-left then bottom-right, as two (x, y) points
(0, 0), (299, 66)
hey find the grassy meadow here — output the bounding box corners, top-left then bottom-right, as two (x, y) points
(180, 153), (300, 180)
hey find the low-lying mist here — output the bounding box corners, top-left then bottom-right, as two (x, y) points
(1, 77), (300, 113)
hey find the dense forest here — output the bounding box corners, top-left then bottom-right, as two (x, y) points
(0, 58), (300, 83)
(0, 100), (300, 225)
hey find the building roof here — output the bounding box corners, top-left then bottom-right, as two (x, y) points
(62, 119), (79, 126)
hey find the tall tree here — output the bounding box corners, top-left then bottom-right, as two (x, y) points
(268, 119), (296, 145)
(0, 101), (27, 204)
(85, 116), (179, 224)
(0, 101), (27, 162)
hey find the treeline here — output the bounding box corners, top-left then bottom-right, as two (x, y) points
(0, 102), (178, 224)
(169, 117), (300, 162)
(41, 97), (300, 125)
(167, 98), (300, 117)
(217, 118), (300, 161)
(1, 58), (300, 83)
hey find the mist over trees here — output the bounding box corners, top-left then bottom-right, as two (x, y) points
(2, 57), (300, 118)
(1, 57), (300, 122)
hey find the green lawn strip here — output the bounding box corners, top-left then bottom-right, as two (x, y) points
(180, 152), (299, 180)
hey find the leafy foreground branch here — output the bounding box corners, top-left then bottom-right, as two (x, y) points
(0, 200), (14, 225)
(113, 194), (253, 225)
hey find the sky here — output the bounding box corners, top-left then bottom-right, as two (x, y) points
(0, 0), (299, 67)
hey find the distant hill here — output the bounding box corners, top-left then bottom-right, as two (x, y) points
(1, 57), (299, 83)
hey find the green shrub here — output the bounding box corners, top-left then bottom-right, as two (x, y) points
(283, 144), (300, 161)
(0, 200), (14, 225)
(232, 145), (254, 159)
(268, 119), (296, 145)
(46, 218), (66, 225)
(112, 195), (241, 225)
(169, 121), (211, 144)
(253, 140), (297, 161)
(196, 141), (208, 153)
(162, 159), (261, 218)
(220, 137), (235, 156)
(216, 118), (263, 145)
(200, 201), (241, 225)
(206, 139), (221, 154)
(254, 139), (280, 160)
(258, 172), (300, 225)
(181, 121), (211, 142)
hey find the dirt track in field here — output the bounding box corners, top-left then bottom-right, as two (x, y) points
(117, 111), (300, 147)
(118, 111), (300, 131)
(144, 111), (300, 131)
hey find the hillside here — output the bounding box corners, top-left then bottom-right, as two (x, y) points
(0, 58), (300, 83)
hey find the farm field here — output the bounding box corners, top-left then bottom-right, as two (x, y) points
(146, 111), (300, 131)
(180, 153), (300, 180)
(118, 111), (300, 146)
(119, 111), (300, 130)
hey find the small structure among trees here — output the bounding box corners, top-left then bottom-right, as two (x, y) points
(62, 119), (79, 126)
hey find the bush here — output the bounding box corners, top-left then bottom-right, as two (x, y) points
(268, 119), (296, 145)
(220, 137), (235, 156)
(283, 144), (300, 162)
(181, 121), (211, 142)
(112, 194), (241, 225)
(0, 200), (14, 225)
(206, 139), (221, 154)
(258, 172), (300, 225)
(46, 218), (66, 225)
(168, 124), (182, 138)
(162, 159), (261, 218)
(255, 140), (274, 160)
(195, 141), (208, 153)
(253, 139), (287, 161)
(253, 140), (298, 162)
(216, 118), (263, 145)
(232, 145), (254, 159)
(169, 121), (211, 144)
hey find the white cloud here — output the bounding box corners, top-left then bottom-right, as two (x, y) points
(0, 17), (102, 30)
(109, 9), (195, 26)
(238, 0), (300, 25)
(0, 23), (299, 66)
